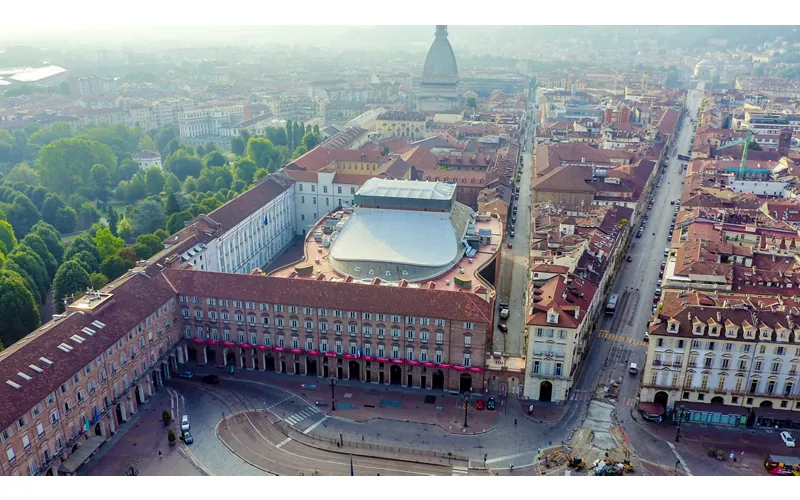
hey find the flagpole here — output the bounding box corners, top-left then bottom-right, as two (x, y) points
(350, 454), (355, 476)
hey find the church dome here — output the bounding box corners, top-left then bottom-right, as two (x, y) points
(423, 25), (458, 80)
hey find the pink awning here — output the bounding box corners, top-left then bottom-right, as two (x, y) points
(452, 365), (467, 371)
(207, 340), (221, 346)
(421, 361), (435, 367)
(437, 363), (451, 369)
(391, 358), (405, 365)
(256, 345), (271, 351)
(376, 357), (390, 363)
(192, 338), (205, 345)
(469, 366), (483, 373)
(290, 348), (304, 354)
(361, 355), (375, 361)
(325, 351), (338, 358)
(407, 360), (420, 366)
(239, 343), (253, 349)
(343, 353), (356, 359)
(306, 349), (320, 356)
(222, 341), (236, 347)
(273, 346), (286, 352)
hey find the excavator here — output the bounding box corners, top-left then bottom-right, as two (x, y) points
(545, 450), (585, 470)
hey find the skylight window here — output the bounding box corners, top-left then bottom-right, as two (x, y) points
(81, 327), (96, 336)
(28, 365), (43, 373)
(92, 321), (106, 329)
(6, 381), (21, 390)
(57, 344), (73, 353)
(70, 335), (86, 344)
(17, 372), (31, 381)
(39, 357), (53, 366)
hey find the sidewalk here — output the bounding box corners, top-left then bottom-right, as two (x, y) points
(638, 419), (773, 475)
(208, 366), (500, 434)
(83, 392), (202, 476)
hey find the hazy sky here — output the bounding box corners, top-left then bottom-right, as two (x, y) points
(0, 1), (766, 32)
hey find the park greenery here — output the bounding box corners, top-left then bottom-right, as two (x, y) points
(0, 120), (320, 350)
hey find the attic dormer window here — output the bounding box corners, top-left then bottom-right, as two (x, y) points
(669, 321), (678, 332)
(547, 312), (558, 324)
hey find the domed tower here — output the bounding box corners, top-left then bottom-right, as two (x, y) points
(417, 25), (462, 113)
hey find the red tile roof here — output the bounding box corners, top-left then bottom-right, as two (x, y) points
(205, 174), (293, 233)
(161, 268), (492, 324)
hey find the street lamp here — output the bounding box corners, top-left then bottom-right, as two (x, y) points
(675, 406), (688, 442)
(463, 387), (472, 428)
(329, 377), (337, 411)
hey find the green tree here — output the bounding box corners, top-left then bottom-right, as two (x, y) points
(107, 208), (119, 236)
(167, 210), (193, 234)
(164, 150), (203, 180)
(466, 97), (477, 109)
(28, 122), (73, 147)
(0, 269), (40, 348)
(53, 260), (91, 313)
(88, 164), (112, 202)
(164, 173), (182, 193)
(5, 163), (39, 185)
(127, 173), (148, 202)
(19, 234), (57, 280)
(253, 168), (268, 182)
(0, 220), (17, 255)
(37, 138), (116, 195)
(301, 131), (319, 151)
(132, 233), (163, 260)
(53, 206), (78, 234)
(198, 196), (222, 213)
(77, 202), (100, 230)
(8, 247), (49, 301)
(129, 199), (166, 236)
(117, 247), (136, 262)
(234, 158), (258, 183)
(231, 135), (246, 156)
(246, 138), (277, 169)
(382, 145), (390, 156)
(182, 176), (198, 193)
(117, 218), (134, 243)
(64, 233), (100, 265)
(145, 165), (166, 196)
(153, 127), (178, 156)
(99, 255), (132, 280)
(137, 135), (157, 152)
(292, 146), (308, 160)
(30, 221), (64, 262)
(285, 119), (294, 151)
(204, 150), (227, 167)
(88, 272), (108, 290)
(93, 227), (125, 261)
(119, 158), (141, 180)
(6, 193), (42, 237)
(165, 192), (181, 216)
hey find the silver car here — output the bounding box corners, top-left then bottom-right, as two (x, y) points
(180, 415), (190, 432)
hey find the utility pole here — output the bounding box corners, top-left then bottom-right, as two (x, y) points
(329, 377), (337, 411)
(463, 388), (472, 428)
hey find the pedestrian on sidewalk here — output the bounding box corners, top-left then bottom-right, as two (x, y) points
(514, 419), (517, 426)
(158, 450), (162, 459)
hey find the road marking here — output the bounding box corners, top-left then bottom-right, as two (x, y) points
(452, 465), (469, 476)
(275, 437), (292, 449)
(303, 416), (328, 435)
(485, 452), (528, 465)
(667, 442), (693, 476)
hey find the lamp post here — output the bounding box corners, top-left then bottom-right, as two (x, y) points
(463, 387), (472, 428)
(329, 377), (337, 411)
(675, 406), (688, 442)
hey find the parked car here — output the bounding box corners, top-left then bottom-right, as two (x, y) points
(664, 248), (669, 257)
(515, 194), (519, 200)
(655, 289), (662, 296)
(202, 374), (220, 385)
(487, 398), (496, 411)
(781, 431), (796, 448)
(657, 279), (662, 287)
(636, 232), (642, 238)
(661, 261), (666, 269)
(627, 256), (633, 262)
(653, 295), (660, 304)
(476, 399), (486, 411)
(507, 243), (513, 249)
(180, 415), (191, 432)
(181, 430), (193, 445)
(628, 363), (638, 374)
(644, 332), (650, 342)
(509, 230), (515, 238)
(179, 370), (194, 379)
(498, 323), (508, 333)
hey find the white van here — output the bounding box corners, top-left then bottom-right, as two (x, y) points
(628, 363), (638, 375)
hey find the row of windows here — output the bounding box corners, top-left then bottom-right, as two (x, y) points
(658, 336), (800, 357)
(184, 326), (471, 348)
(298, 184), (356, 195)
(177, 302), (458, 327)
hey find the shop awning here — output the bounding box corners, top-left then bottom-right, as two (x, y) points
(59, 435), (106, 474)
(639, 402), (665, 416)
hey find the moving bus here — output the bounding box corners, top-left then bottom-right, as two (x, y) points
(765, 454), (800, 476)
(677, 154), (691, 161)
(606, 294), (619, 315)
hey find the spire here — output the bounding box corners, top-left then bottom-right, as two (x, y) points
(435, 25), (448, 37)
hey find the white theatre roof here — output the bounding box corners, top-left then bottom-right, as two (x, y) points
(330, 209), (458, 268)
(356, 178), (456, 201)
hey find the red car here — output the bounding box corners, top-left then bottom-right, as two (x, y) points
(507, 243), (513, 249)
(653, 295), (660, 304)
(476, 399), (486, 411)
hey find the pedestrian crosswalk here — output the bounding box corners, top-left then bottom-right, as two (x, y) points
(452, 465), (469, 476)
(597, 330), (647, 347)
(284, 406), (322, 426)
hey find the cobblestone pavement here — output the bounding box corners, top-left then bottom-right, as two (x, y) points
(84, 392), (202, 476)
